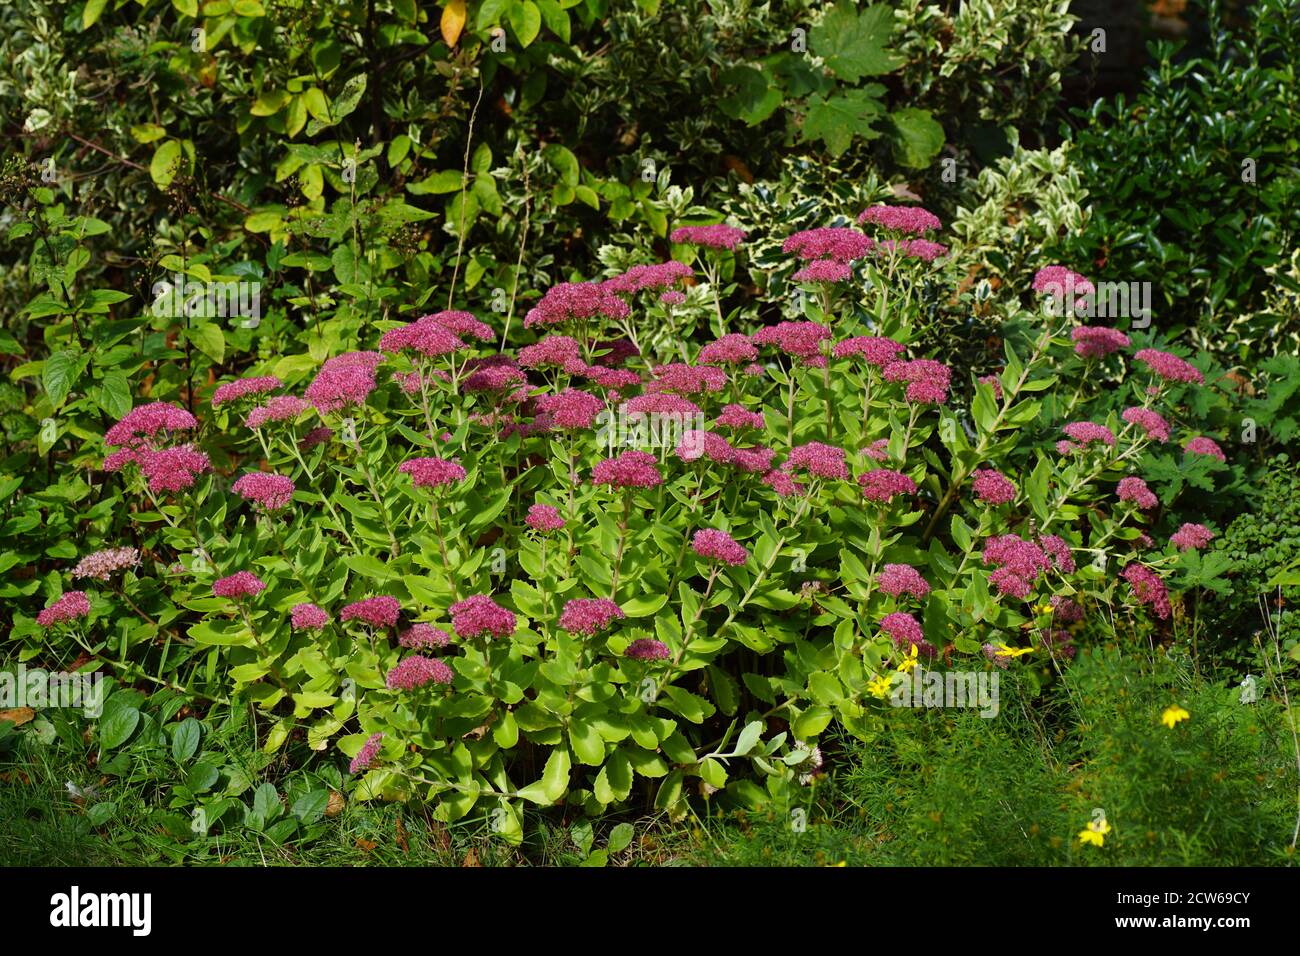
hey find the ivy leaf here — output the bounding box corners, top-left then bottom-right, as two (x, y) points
(890, 108), (945, 169)
(811, 2), (901, 82)
(801, 87), (886, 157)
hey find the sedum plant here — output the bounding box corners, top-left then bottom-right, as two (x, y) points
(16, 203), (1232, 836)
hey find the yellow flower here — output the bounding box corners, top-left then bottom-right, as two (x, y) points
(1078, 817), (1111, 846)
(868, 674), (893, 699)
(896, 645), (920, 674)
(996, 643), (1034, 658)
(1161, 705), (1190, 729)
(1035, 604), (1053, 615)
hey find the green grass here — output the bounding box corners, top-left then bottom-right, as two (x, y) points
(3, 646), (1297, 867)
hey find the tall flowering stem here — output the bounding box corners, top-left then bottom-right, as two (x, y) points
(609, 488), (633, 598)
(348, 421), (400, 556)
(921, 318), (1066, 542)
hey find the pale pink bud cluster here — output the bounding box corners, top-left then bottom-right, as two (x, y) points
(212, 375), (283, 407)
(72, 547), (139, 581)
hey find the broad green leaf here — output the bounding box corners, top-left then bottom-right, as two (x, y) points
(810, 2), (901, 82)
(150, 140), (183, 189)
(889, 108), (945, 168)
(801, 88), (886, 157)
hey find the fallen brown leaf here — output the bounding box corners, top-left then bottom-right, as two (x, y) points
(325, 790), (346, 817)
(0, 707), (35, 727)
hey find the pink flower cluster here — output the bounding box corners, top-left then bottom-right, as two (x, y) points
(399, 457), (467, 489)
(972, 468), (1016, 505)
(1071, 327), (1130, 358)
(524, 281), (630, 328)
(878, 564), (930, 599)
(1117, 476), (1159, 509)
(232, 472), (295, 510)
(246, 395), (311, 429)
(752, 321), (831, 361)
(782, 227), (874, 262)
(785, 442), (849, 481)
(1122, 407), (1171, 443)
(715, 404), (765, 431)
(526, 504), (565, 532)
(882, 358), (951, 404)
(832, 336), (905, 366)
(386, 655), (454, 690)
(425, 310), (494, 341)
(400, 623), (452, 649)
(137, 445), (212, 493)
(625, 638), (671, 660)
(291, 603), (330, 630)
(604, 261), (693, 295)
(857, 205), (941, 235)
(213, 571), (266, 599)
(1134, 348), (1204, 385)
(699, 334), (758, 366)
(1123, 563), (1171, 619)
(692, 529), (749, 566)
(1032, 265), (1095, 299)
(519, 334), (583, 371)
(880, 611), (934, 657)
(340, 595), (401, 627)
(983, 535), (1052, 599)
(592, 450), (663, 490)
(858, 469), (917, 503)
(350, 732), (383, 774)
(37, 590), (91, 628)
(305, 351), (383, 413)
(104, 402), (197, 449)
(874, 239), (949, 263)
(792, 259), (852, 283)
(379, 316), (463, 358)
(1184, 436), (1226, 462)
(72, 547), (139, 581)
(212, 375), (282, 407)
(1059, 421), (1115, 454)
(1170, 523), (1214, 552)
(670, 224), (746, 250)
(559, 598), (626, 635)
(449, 594), (517, 639)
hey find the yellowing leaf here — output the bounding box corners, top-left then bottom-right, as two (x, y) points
(0, 707), (35, 727)
(441, 0), (468, 47)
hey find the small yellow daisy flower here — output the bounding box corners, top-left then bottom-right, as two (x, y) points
(1078, 818), (1111, 846)
(996, 643), (1035, 658)
(1161, 705), (1190, 729)
(867, 674), (893, 699)
(896, 645), (920, 674)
